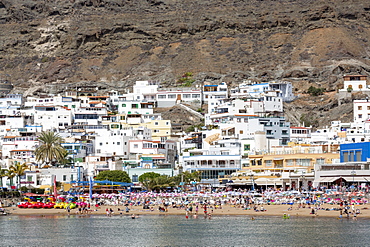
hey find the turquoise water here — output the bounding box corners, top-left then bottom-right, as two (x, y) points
(1, 214), (368, 246)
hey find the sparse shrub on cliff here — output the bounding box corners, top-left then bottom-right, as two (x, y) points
(307, 86), (325, 96)
(177, 72), (195, 87)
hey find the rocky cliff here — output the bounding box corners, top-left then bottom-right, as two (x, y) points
(1, 0), (370, 126)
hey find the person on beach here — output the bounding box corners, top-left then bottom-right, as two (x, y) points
(66, 205), (71, 216)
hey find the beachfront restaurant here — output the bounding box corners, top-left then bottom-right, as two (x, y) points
(314, 162), (370, 188)
(183, 154), (241, 185)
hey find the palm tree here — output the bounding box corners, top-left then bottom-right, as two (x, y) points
(35, 131), (66, 166)
(6, 169), (15, 189)
(10, 163), (28, 189)
(58, 149), (73, 167)
(0, 168), (8, 188)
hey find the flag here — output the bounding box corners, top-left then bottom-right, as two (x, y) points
(53, 175), (57, 198)
(89, 176), (93, 200)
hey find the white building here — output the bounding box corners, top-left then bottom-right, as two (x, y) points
(340, 75), (368, 92)
(117, 100), (154, 115)
(93, 131), (130, 157)
(230, 81), (295, 102)
(156, 88), (202, 108)
(133, 80), (159, 101)
(203, 82), (228, 103)
(33, 106), (73, 131)
(1, 136), (39, 159)
(353, 100), (370, 123)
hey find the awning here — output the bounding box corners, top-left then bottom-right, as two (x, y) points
(255, 178), (282, 185)
(317, 177), (342, 183)
(352, 177), (370, 182)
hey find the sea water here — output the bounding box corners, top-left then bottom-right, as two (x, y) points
(1, 214), (368, 246)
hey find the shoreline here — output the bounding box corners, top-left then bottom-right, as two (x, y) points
(4, 204), (370, 218)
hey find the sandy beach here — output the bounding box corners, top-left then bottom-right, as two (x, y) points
(4, 203), (370, 218)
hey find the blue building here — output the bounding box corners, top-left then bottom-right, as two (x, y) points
(340, 142), (370, 162)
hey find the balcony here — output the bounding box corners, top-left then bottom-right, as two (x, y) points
(96, 164), (109, 169)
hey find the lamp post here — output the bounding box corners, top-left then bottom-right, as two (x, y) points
(250, 173), (255, 191)
(301, 171), (306, 191)
(351, 170), (356, 191)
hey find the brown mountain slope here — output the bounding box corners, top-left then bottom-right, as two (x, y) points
(0, 0), (369, 127)
(0, 0), (370, 93)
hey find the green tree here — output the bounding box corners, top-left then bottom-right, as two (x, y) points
(176, 72), (195, 87)
(173, 171), (202, 185)
(10, 163), (28, 189)
(150, 175), (176, 191)
(0, 168), (8, 188)
(95, 170), (131, 183)
(58, 149), (73, 166)
(307, 86), (325, 96)
(6, 169), (15, 189)
(35, 131), (66, 165)
(139, 172), (161, 183)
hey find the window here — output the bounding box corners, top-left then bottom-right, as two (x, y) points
(296, 159), (311, 166)
(343, 152), (349, 162)
(143, 143), (152, 148)
(192, 94), (200, 98)
(367, 106), (370, 110)
(356, 150), (362, 161)
(244, 144), (250, 151)
(122, 104), (126, 107)
(359, 114), (362, 119)
(265, 160), (272, 167)
(134, 144), (138, 148)
(97, 149), (101, 153)
(358, 106), (362, 110)
(63, 175), (67, 181)
(240, 130), (243, 134)
(183, 94), (191, 98)
(117, 142), (120, 145)
(158, 95), (166, 99)
(168, 94), (176, 99)
(286, 159), (294, 166)
(316, 158), (325, 165)
(155, 122), (159, 125)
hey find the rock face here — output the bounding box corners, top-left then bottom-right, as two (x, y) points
(0, 0), (370, 127)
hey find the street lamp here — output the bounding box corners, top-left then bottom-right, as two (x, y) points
(351, 170), (356, 191)
(301, 171), (306, 191)
(250, 173), (255, 191)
